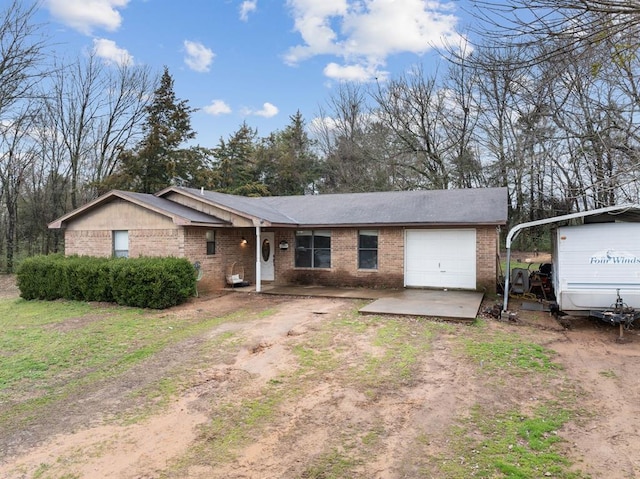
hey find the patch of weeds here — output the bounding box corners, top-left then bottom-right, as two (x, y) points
(599, 369), (617, 379)
(350, 318), (436, 395)
(299, 448), (362, 479)
(462, 337), (562, 375)
(187, 381), (285, 465)
(119, 376), (180, 424)
(292, 344), (338, 373)
(438, 403), (587, 479)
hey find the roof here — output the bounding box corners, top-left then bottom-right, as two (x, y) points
(48, 190), (229, 229)
(51, 186), (508, 229)
(161, 186), (508, 227)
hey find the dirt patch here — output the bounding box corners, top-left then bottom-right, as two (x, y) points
(2, 275), (640, 478)
(0, 274), (19, 299)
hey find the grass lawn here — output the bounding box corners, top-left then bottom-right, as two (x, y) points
(0, 295), (591, 479)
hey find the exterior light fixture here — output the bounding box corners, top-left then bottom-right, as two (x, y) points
(240, 237), (248, 245)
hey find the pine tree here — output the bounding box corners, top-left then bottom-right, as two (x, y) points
(107, 67), (199, 193)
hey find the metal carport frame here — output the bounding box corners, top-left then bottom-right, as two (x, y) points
(502, 204), (640, 314)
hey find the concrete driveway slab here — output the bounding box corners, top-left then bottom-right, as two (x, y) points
(359, 289), (484, 320)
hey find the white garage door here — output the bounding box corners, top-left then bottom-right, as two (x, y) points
(405, 229), (476, 289)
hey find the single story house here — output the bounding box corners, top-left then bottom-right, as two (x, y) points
(49, 186), (508, 294)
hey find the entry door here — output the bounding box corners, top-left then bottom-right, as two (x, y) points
(260, 232), (275, 281)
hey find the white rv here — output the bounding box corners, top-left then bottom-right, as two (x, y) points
(553, 222), (640, 314)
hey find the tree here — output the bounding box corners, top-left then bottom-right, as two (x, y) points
(109, 67), (198, 193)
(0, 1), (44, 119)
(467, 0), (640, 68)
(0, 108), (37, 271)
(313, 84), (399, 193)
(209, 122), (267, 196)
(255, 111), (320, 196)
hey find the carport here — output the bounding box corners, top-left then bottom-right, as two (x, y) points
(502, 203), (640, 315)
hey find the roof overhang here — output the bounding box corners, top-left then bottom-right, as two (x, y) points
(48, 190), (229, 229)
(156, 186), (276, 227)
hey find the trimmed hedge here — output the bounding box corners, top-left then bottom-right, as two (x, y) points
(17, 255), (196, 309)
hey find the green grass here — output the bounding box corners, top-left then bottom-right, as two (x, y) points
(439, 404), (586, 479)
(462, 337), (562, 375)
(299, 448), (362, 479)
(0, 298), (274, 430)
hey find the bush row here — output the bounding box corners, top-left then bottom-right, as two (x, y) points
(16, 255), (196, 309)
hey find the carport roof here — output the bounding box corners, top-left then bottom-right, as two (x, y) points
(161, 186), (508, 227)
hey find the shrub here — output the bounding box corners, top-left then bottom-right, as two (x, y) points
(110, 257), (196, 309)
(16, 255), (196, 309)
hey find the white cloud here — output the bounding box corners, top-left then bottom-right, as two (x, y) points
(285, 0), (463, 81)
(323, 62), (387, 82)
(203, 100), (232, 115)
(93, 38), (133, 66)
(47, 0), (129, 35)
(183, 40), (215, 73)
(239, 0), (257, 21)
(244, 102), (279, 118)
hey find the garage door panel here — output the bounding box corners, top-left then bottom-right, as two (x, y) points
(405, 229), (476, 289)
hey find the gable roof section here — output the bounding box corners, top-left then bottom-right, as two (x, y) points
(160, 186), (508, 227)
(48, 190), (229, 229)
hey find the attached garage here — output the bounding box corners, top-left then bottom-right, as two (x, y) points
(404, 229), (477, 289)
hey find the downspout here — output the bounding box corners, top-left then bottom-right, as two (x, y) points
(255, 225), (262, 293)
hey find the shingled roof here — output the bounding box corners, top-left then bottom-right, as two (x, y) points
(49, 190), (228, 229)
(167, 186), (508, 227)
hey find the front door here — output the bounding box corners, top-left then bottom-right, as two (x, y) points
(260, 232), (275, 281)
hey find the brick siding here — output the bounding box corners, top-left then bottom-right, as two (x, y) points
(66, 224), (499, 294)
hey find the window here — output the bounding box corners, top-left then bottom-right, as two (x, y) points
(206, 230), (216, 255)
(358, 230), (378, 269)
(295, 230), (331, 268)
(113, 230), (129, 258)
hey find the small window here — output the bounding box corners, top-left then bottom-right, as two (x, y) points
(206, 230), (216, 255)
(358, 230), (378, 269)
(295, 230), (331, 268)
(113, 230), (129, 258)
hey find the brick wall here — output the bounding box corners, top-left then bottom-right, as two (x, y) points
(476, 225), (499, 294)
(276, 226), (498, 293)
(65, 230), (112, 257)
(66, 224), (500, 294)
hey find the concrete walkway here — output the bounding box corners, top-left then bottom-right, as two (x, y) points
(233, 285), (484, 320)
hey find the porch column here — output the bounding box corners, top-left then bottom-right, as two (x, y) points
(255, 225), (261, 292)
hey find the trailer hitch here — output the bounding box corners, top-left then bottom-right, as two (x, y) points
(590, 289), (640, 341)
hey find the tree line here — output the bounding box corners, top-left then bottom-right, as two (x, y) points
(1, 0), (640, 271)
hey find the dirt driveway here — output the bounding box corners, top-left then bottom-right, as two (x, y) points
(1, 275), (640, 478)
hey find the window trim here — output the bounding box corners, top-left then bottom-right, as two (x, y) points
(205, 229), (216, 255)
(295, 230), (332, 269)
(113, 230), (129, 258)
(358, 229), (378, 270)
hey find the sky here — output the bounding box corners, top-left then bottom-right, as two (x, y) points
(35, 0), (476, 148)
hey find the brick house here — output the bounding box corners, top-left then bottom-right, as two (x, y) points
(49, 186), (508, 294)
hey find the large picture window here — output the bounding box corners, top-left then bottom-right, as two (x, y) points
(113, 230), (129, 258)
(358, 230), (378, 269)
(295, 230), (331, 268)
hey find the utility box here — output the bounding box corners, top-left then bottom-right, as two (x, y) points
(553, 222), (640, 314)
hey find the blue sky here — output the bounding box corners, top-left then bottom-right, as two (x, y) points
(37, 0), (474, 148)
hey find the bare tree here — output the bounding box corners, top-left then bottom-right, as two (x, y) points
(373, 66), (453, 190)
(0, 108), (37, 271)
(0, 1), (44, 118)
(44, 53), (153, 207)
(466, 1), (640, 67)
(313, 83), (398, 193)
